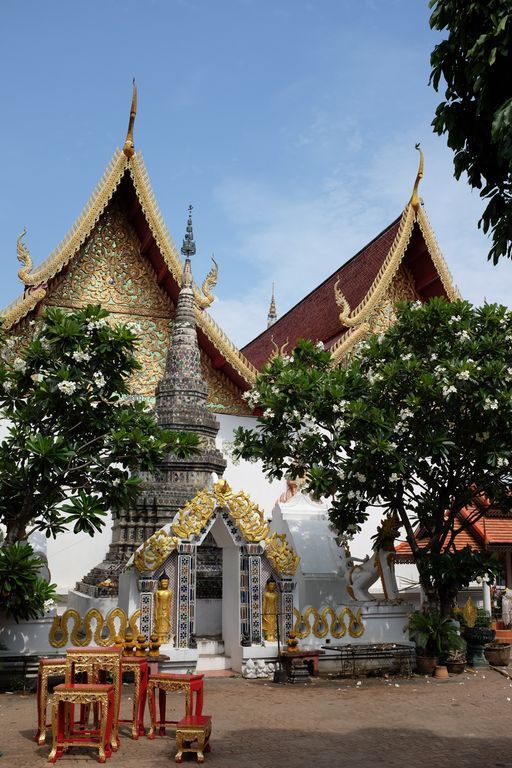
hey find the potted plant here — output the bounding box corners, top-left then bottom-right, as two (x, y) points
(462, 607), (495, 667)
(445, 648), (466, 674)
(409, 610), (465, 675)
(484, 642), (511, 667)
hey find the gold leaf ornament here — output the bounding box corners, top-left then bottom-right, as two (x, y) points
(264, 532), (300, 576)
(133, 529), (178, 572)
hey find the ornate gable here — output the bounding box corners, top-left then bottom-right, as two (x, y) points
(2, 131), (256, 407)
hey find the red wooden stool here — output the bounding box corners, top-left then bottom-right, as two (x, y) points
(118, 656), (149, 739)
(65, 646), (122, 751)
(147, 673), (204, 738)
(48, 683), (115, 764)
(35, 657), (91, 745)
(175, 714), (212, 763)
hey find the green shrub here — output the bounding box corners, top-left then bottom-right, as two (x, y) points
(409, 609), (465, 656)
(0, 542), (57, 622)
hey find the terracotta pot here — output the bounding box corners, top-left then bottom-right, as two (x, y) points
(484, 643), (511, 667)
(433, 665), (449, 679)
(415, 655), (439, 675)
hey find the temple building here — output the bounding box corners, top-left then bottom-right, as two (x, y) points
(1, 85), (474, 606)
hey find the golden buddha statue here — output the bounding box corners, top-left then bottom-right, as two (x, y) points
(154, 572), (173, 644)
(262, 577), (279, 642)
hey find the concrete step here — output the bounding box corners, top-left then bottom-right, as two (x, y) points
(196, 638), (224, 655)
(196, 654), (232, 672)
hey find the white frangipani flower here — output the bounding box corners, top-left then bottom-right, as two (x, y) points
(57, 380), (77, 395)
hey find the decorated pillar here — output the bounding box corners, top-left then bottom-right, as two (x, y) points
(176, 545), (196, 649)
(248, 555), (262, 644)
(138, 578), (159, 641)
(279, 577), (295, 639)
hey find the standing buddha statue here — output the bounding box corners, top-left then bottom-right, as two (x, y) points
(262, 577), (279, 642)
(154, 572), (173, 644)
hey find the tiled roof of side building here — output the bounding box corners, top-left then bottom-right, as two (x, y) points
(242, 216), (402, 370)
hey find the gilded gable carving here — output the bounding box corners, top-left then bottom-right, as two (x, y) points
(200, 351), (251, 416)
(48, 204), (173, 319)
(8, 203), (248, 405)
(367, 265), (420, 336)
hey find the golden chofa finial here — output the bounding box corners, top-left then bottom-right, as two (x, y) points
(17, 227), (36, 285)
(410, 142), (424, 212)
(123, 79), (137, 158)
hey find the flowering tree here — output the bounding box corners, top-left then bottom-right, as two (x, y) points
(0, 304), (198, 619)
(234, 299), (512, 614)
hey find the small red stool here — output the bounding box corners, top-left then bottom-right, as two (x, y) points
(118, 656), (149, 739)
(48, 683), (115, 764)
(147, 673), (204, 738)
(175, 714), (212, 763)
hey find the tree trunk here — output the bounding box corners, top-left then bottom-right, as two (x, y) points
(4, 520), (28, 544)
(438, 585), (457, 618)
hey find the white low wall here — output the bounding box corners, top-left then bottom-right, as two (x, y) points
(0, 614), (57, 654)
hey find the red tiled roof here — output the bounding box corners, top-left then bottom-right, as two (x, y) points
(242, 218), (401, 369)
(483, 518), (512, 545)
(242, 214), (449, 370)
(395, 505), (512, 562)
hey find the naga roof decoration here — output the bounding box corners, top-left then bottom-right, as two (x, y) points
(132, 480), (299, 576)
(242, 146), (460, 370)
(2, 86), (257, 394)
(329, 147), (459, 362)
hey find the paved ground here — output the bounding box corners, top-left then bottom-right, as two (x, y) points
(2, 669), (512, 767)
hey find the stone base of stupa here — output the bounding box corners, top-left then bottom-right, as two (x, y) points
(66, 590), (119, 616)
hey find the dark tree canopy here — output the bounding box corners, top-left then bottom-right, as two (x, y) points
(429, 0), (512, 263)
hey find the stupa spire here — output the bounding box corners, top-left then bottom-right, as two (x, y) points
(123, 79), (137, 158)
(181, 205), (196, 261)
(267, 283), (277, 328)
(162, 206), (202, 386)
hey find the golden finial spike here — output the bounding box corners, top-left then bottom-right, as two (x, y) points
(123, 79), (137, 158)
(410, 142), (424, 212)
(267, 282), (277, 328)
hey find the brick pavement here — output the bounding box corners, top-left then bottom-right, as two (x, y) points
(1, 670), (512, 767)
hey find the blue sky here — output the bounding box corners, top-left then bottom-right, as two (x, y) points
(0, 0), (510, 346)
